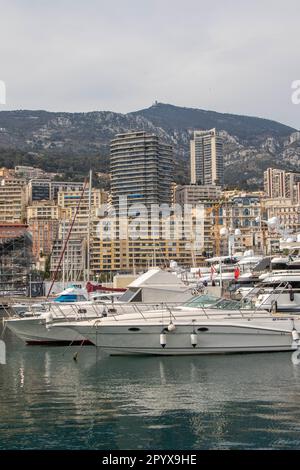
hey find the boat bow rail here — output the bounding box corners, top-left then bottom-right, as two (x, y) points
(81, 304), (298, 328)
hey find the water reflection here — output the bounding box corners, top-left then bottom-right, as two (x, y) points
(1, 325), (300, 449)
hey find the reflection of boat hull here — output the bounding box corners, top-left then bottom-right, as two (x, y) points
(5, 317), (93, 345)
(68, 319), (297, 356)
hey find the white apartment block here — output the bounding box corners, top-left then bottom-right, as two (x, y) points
(190, 129), (224, 186)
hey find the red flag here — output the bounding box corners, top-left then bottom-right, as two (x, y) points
(234, 266), (240, 280)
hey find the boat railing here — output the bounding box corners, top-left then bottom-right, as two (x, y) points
(239, 286), (264, 299)
(253, 281), (290, 313)
(93, 301), (182, 322)
(89, 297), (287, 325)
(50, 302), (103, 320)
(91, 305), (288, 325)
(43, 301), (182, 324)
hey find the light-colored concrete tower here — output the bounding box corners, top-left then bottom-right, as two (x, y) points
(190, 128), (223, 186)
(110, 131), (173, 208)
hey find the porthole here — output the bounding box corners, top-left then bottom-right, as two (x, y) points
(197, 327), (209, 332)
(128, 327), (141, 332)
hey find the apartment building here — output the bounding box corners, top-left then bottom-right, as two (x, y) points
(29, 219), (59, 258)
(110, 131), (173, 209)
(175, 185), (222, 205)
(0, 178), (28, 222)
(264, 168), (300, 203)
(190, 129), (224, 186)
(57, 188), (108, 217)
(28, 179), (51, 203)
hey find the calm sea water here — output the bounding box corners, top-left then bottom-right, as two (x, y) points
(1, 322), (300, 450)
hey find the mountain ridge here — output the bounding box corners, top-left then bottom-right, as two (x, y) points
(0, 103), (299, 189)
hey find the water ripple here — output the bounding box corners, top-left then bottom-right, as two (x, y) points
(1, 325), (300, 449)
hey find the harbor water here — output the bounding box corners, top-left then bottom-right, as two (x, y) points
(1, 323), (300, 450)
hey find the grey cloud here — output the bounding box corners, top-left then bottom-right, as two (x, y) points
(0, 0), (299, 128)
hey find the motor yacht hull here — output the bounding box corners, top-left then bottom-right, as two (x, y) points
(5, 317), (92, 345)
(69, 318), (298, 356)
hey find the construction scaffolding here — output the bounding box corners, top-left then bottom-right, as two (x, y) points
(0, 225), (33, 293)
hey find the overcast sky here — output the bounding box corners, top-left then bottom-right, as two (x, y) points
(0, 0), (299, 128)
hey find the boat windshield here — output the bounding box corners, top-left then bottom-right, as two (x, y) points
(184, 295), (255, 310)
(213, 298), (255, 310)
(184, 295), (221, 307)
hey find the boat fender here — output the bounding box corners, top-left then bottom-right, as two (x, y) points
(44, 312), (53, 328)
(191, 333), (198, 348)
(167, 322), (176, 332)
(289, 290), (295, 302)
(292, 328), (300, 343)
(160, 333), (167, 348)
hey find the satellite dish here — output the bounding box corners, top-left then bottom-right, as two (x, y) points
(267, 217), (279, 229)
(220, 227), (228, 237)
(169, 260), (178, 269)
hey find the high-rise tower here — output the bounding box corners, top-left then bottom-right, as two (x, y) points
(190, 129), (223, 186)
(110, 131), (173, 208)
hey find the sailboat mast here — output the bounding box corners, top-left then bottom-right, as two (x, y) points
(47, 178), (88, 298)
(62, 218), (65, 288)
(86, 169), (92, 281)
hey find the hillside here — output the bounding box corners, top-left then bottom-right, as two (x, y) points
(131, 103), (294, 142)
(0, 103), (299, 188)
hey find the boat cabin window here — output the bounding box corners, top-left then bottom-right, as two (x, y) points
(118, 288), (142, 303)
(54, 294), (87, 302)
(94, 295), (117, 302)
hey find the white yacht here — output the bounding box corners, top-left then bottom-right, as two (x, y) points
(51, 296), (300, 355)
(256, 271), (300, 313)
(4, 268), (195, 345)
(187, 253), (264, 289)
(4, 302), (105, 345)
(11, 286), (90, 317)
